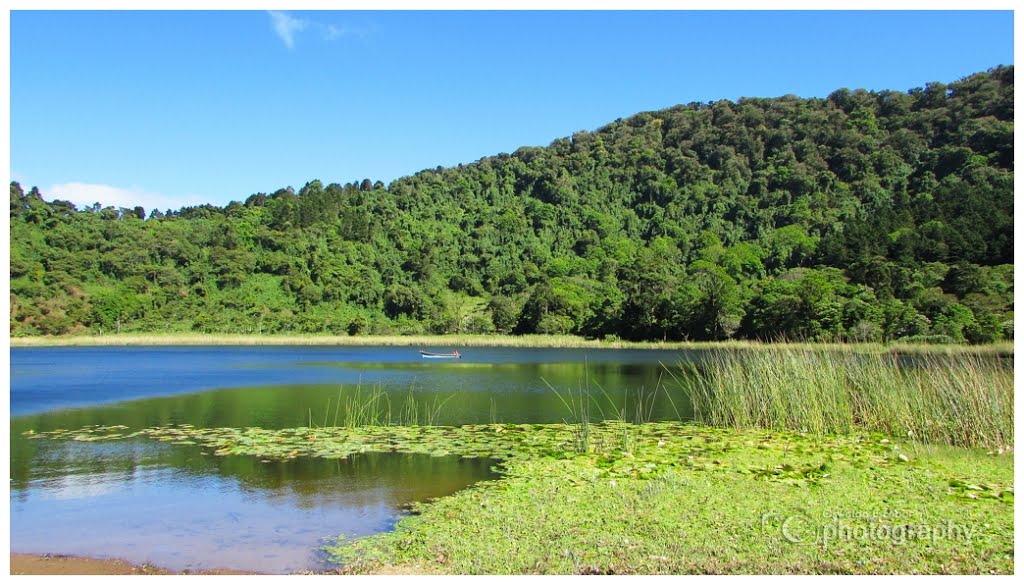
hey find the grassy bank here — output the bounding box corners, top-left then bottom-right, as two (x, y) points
(7, 333), (1014, 355)
(675, 347), (1014, 449)
(25, 421), (1014, 574)
(330, 444), (1013, 575)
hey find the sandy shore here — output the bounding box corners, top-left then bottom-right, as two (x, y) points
(10, 553), (260, 575)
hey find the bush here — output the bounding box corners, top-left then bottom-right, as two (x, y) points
(347, 315), (369, 336)
(1000, 320), (1014, 340)
(963, 312), (1003, 344)
(895, 334), (958, 345)
(463, 313), (496, 334)
(848, 320), (882, 343)
(536, 314), (574, 335)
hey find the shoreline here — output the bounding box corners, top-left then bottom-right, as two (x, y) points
(7, 333), (1014, 355)
(9, 553), (262, 575)
(8, 332), (681, 348)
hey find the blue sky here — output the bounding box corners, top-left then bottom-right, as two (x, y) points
(9, 9), (1015, 212)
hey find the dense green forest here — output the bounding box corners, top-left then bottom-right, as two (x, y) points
(9, 66), (1014, 343)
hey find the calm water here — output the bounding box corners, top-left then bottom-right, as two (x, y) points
(9, 345), (691, 573)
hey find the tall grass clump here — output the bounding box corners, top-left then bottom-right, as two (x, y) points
(543, 366), (677, 454)
(675, 347), (1013, 449)
(543, 377), (595, 453)
(312, 384), (455, 428)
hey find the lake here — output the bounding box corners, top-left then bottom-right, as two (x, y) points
(9, 345), (692, 573)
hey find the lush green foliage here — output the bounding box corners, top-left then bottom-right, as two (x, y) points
(10, 67), (1013, 343)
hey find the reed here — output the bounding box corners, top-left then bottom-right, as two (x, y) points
(12, 332), (686, 348)
(674, 346), (1013, 449)
(10, 333), (1013, 355)
(309, 383), (456, 428)
(340, 383), (390, 428)
(543, 377), (593, 453)
(543, 366), (677, 454)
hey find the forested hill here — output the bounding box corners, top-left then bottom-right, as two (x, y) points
(9, 66), (1014, 343)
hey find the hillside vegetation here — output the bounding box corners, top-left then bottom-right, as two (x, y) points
(9, 66), (1013, 343)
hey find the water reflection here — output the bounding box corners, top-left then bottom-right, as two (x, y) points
(11, 362), (690, 434)
(11, 442), (497, 574)
(9, 345), (691, 416)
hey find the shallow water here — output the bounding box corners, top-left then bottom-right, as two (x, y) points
(9, 345), (689, 573)
(11, 443), (496, 573)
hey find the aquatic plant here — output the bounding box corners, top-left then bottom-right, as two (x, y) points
(324, 443), (1013, 575)
(22, 420), (921, 475)
(673, 347), (1013, 449)
(542, 363), (684, 455)
(542, 377), (594, 454)
(23, 420), (1013, 574)
(306, 384), (457, 429)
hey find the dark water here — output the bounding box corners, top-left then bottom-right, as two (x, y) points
(9, 345), (690, 573)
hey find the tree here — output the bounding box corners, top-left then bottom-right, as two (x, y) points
(687, 261), (743, 340)
(6, 67), (1015, 343)
(488, 295), (519, 334)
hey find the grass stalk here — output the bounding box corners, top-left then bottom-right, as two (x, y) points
(318, 383), (455, 429)
(11, 333), (1014, 356)
(675, 346), (1013, 449)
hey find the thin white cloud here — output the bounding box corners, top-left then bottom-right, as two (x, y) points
(268, 11), (362, 49)
(47, 182), (211, 214)
(269, 10), (307, 50)
(322, 24), (342, 41)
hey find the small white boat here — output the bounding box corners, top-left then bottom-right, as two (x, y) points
(419, 350), (461, 359)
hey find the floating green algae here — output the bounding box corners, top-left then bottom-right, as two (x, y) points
(23, 420), (933, 482)
(23, 419), (1013, 574)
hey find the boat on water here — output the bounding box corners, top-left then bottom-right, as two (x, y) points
(419, 350), (461, 359)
